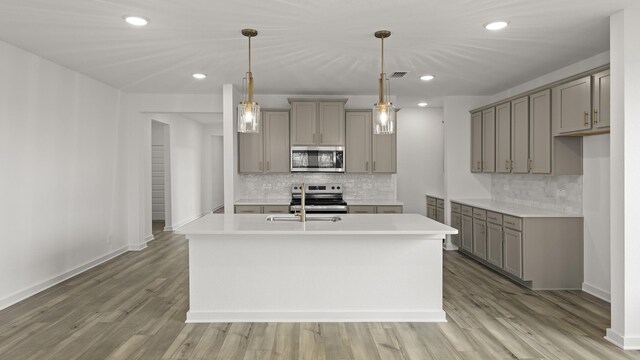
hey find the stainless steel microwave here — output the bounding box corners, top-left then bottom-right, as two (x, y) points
(290, 146), (345, 173)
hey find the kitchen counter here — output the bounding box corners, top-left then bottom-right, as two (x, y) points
(234, 198), (290, 206)
(451, 198), (582, 218)
(177, 213), (456, 323)
(346, 199), (404, 206)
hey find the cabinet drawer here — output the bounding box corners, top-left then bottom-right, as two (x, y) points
(472, 208), (487, 220)
(461, 205), (473, 217)
(263, 205), (290, 214)
(436, 199), (445, 209)
(451, 202), (461, 213)
(426, 196), (437, 206)
(486, 211), (503, 225)
(503, 215), (522, 231)
(235, 205), (262, 214)
(349, 205), (376, 214)
(377, 205), (402, 214)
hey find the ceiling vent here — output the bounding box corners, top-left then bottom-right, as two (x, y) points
(390, 71), (408, 78)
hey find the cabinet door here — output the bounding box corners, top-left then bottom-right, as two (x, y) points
(264, 111), (290, 173)
(427, 205), (437, 220)
(495, 103), (511, 173)
(436, 208), (445, 223)
(553, 76), (592, 134)
(472, 219), (487, 260)
(377, 205), (402, 214)
(291, 101), (317, 145)
(318, 102), (345, 145)
(451, 212), (462, 246)
(372, 130), (397, 173)
(482, 108), (496, 173)
(511, 96), (529, 173)
(487, 223), (503, 268)
(593, 70), (610, 129)
(348, 205), (376, 214)
(503, 228), (523, 278)
(461, 215), (473, 252)
(529, 89), (551, 174)
(345, 112), (371, 173)
(470, 112), (483, 172)
(238, 121), (264, 173)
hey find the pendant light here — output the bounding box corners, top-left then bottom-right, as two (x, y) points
(372, 30), (396, 135)
(238, 29), (260, 133)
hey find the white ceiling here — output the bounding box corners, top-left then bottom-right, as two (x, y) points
(0, 0), (634, 106)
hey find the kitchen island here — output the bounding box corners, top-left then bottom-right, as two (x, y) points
(176, 213), (457, 323)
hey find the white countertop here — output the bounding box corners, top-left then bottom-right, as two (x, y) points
(346, 199), (404, 206)
(234, 199), (290, 206)
(176, 213), (457, 236)
(451, 198), (583, 218)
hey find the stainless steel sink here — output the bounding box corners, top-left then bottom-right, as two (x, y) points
(265, 215), (342, 222)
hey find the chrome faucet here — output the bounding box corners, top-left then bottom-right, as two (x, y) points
(295, 182), (306, 222)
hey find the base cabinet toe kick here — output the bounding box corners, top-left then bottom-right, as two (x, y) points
(450, 201), (583, 290)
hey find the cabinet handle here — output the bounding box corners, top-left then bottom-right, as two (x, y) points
(584, 111), (589, 126)
(477, 161), (481, 170)
(365, 161), (369, 171)
(505, 160), (509, 170)
(593, 109), (598, 124)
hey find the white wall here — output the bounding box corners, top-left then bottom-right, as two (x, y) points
(151, 114), (205, 230)
(202, 122), (224, 213)
(0, 40), (126, 310)
(397, 108), (444, 215)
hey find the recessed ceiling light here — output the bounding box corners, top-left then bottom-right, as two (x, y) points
(484, 21), (509, 31)
(192, 73), (207, 80)
(420, 75), (435, 81)
(418, 102), (428, 107)
(123, 16), (149, 26)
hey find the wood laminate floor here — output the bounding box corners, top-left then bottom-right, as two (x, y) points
(1, 230), (638, 360)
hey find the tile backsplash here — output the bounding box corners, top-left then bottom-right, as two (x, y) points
(492, 174), (582, 214)
(237, 173), (396, 200)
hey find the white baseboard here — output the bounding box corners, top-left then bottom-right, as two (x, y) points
(0, 246), (129, 312)
(606, 328), (640, 350)
(128, 243), (147, 251)
(145, 234), (155, 243)
(582, 282), (611, 302)
(186, 310), (447, 323)
(211, 205), (224, 214)
(165, 213), (205, 231)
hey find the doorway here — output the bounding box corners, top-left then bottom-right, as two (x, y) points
(151, 120), (172, 234)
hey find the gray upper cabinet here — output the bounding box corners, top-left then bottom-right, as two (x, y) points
(239, 110), (289, 174)
(345, 111), (371, 173)
(511, 96), (529, 173)
(290, 99), (346, 146)
(263, 111), (290, 173)
(495, 103), (511, 173)
(470, 111), (483, 173)
(318, 102), (345, 145)
(593, 70), (610, 129)
(238, 120), (264, 173)
(290, 101), (317, 145)
(372, 130), (397, 173)
(529, 89), (551, 174)
(482, 108), (496, 173)
(553, 76), (592, 134)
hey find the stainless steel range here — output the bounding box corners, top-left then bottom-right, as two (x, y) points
(290, 183), (348, 214)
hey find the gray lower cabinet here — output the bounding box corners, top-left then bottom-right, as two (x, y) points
(455, 202), (583, 289)
(349, 205), (402, 214)
(427, 205), (436, 220)
(450, 211), (462, 247)
(472, 219), (487, 260)
(461, 215), (473, 252)
(234, 205), (263, 214)
(486, 223), (504, 268)
(348, 205), (376, 214)
(376, 205), (402, 214)
(503, 227), (523, 278)
(263, 205), (289, 214)
(436, 208), (445, 223)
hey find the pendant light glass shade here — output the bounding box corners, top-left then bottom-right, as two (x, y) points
(238, 29), (260, 133)
(372, 30), (396, 135)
